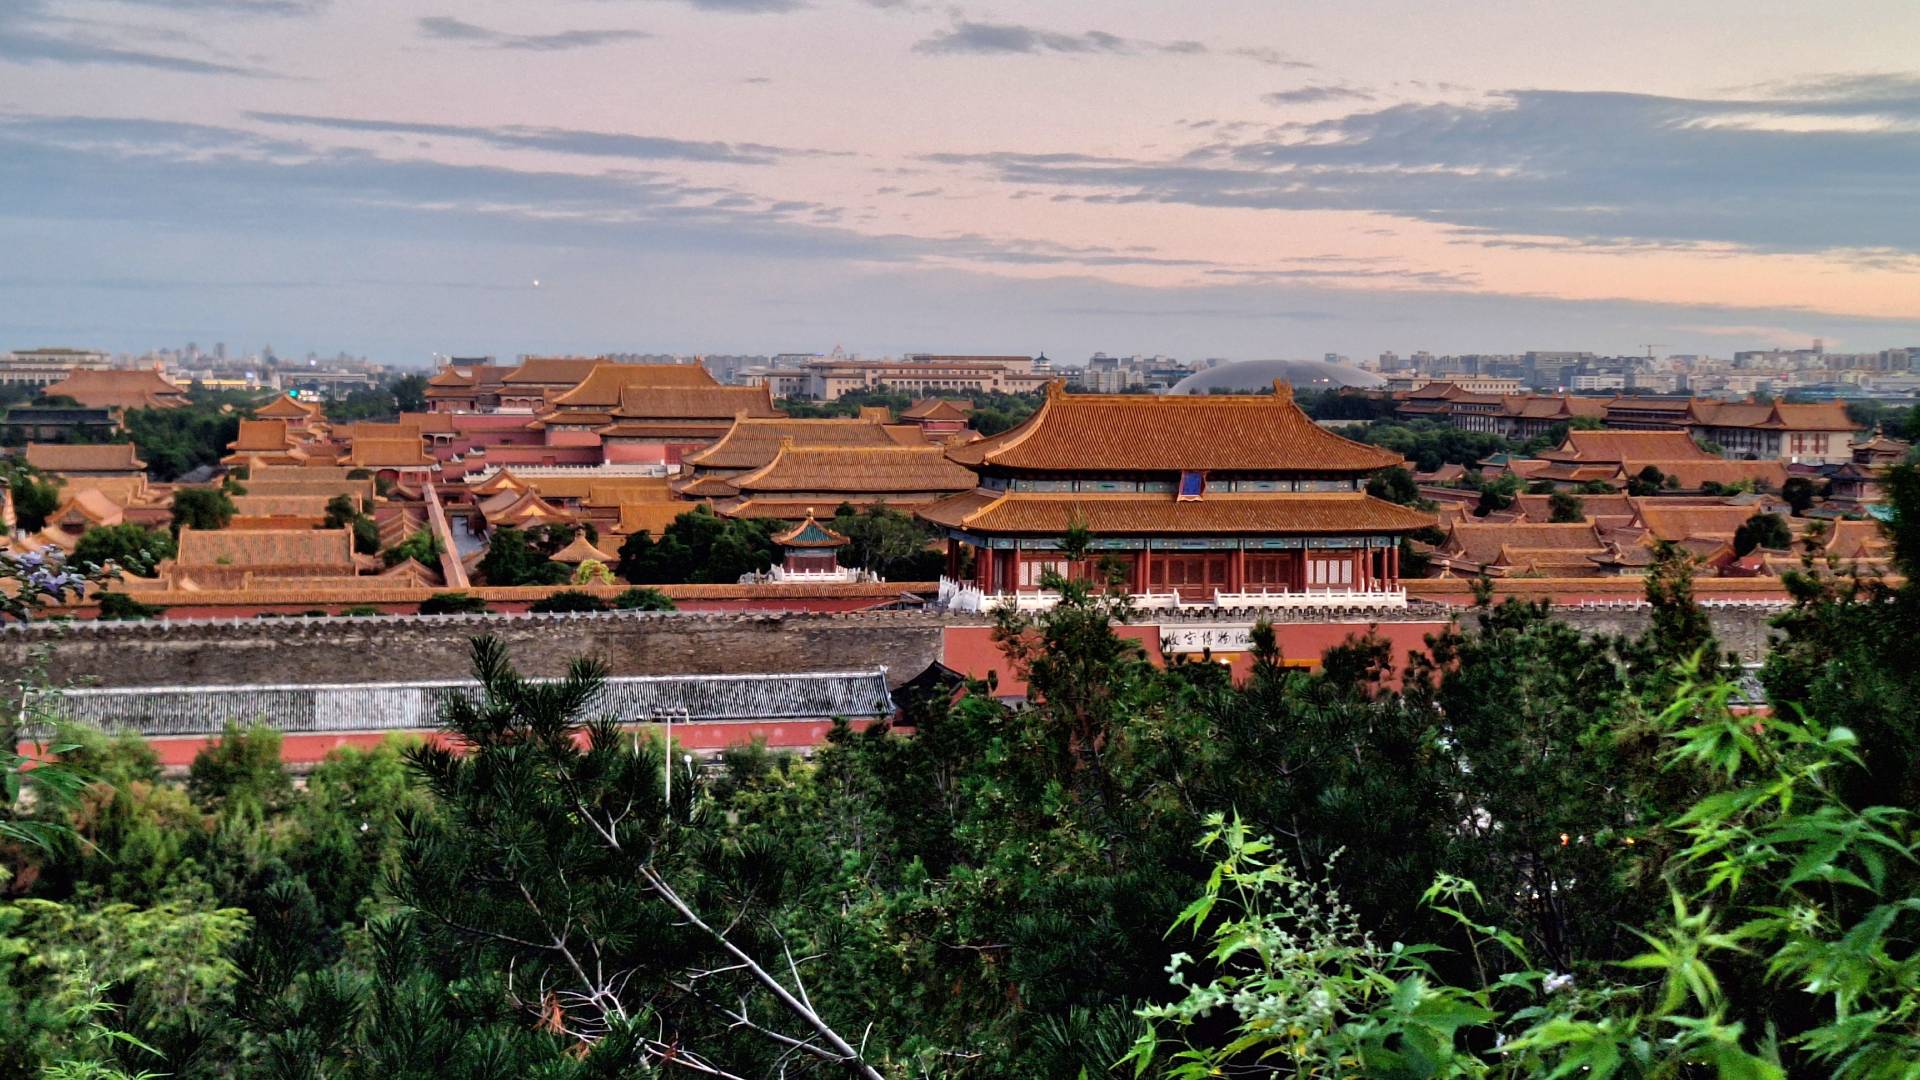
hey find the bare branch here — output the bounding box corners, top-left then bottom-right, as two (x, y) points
(641, 865), (887, 1080)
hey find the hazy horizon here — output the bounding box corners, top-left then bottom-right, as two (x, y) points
(4, 0), (1919, 363)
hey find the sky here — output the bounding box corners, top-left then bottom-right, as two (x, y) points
(2, 0), (1919, 366)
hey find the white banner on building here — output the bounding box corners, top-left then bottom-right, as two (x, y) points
(1159, 623), (1256, 655)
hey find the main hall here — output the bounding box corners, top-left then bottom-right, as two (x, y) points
(919, 381), (1434, 603)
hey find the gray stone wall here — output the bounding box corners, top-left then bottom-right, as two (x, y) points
(0, 602), (1787, 700)
(1550, 602), (1783, 664)
(3, 611), (948, 692)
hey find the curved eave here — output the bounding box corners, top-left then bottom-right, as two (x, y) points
(942, 384), (1402, 473)
(917, 490), (1436, 536)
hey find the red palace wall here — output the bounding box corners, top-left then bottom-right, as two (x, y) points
(125, 719), (882, 770)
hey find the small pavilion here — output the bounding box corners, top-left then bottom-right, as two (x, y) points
(770, 511), (851, 580)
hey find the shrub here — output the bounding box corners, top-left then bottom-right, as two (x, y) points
(419, 592), (488, 615)
(529, 590), (609, 614)
(72, 523), (175, 575)
(170, 487), (236, 531)
(382, 529), (443, 568)
(95, 591), (165, 621)
(613, 587), (676, 611)
(1733, 511), (1793, 555)
(187, 723), (292, 814)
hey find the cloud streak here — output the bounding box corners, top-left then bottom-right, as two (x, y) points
(650, 0), (808, 13)
(0, 1), (278, 75)
(1262, 84), (1374, 105)
(248, 111), (832, 164)
(113, 0), (326, 11)
(416, 16), (650, 51)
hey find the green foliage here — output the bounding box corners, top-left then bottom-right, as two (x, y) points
(13, 492), (1920, 1080)
(475, 526), (568, 586)
(1547, 490), (1585, 522)
(72, 525), (175, 576)
(777, 387), (915, 417)
(1300, 387), (1399, 422)
(94, 592), (164, 621)
(1841, 398), (1913, 437)
(391, 373), (428, 414)
(830, 502), (942, 578)
(1474, 472), (1522, 516)
(340, 605), (380, 617)
(120, 395), (243, 481)
(1365, 464), (1422, 506)
(1344, 419), (1515, 473)
(612, 586), (675, 611)
(322, 494), (380, 555)
(418, 591), (488, 615)
(1135, 676), (1920, 1078)
(1627, 463), (1674, 496)
(170, 487), (235, 532)
(1126, 813), (1495, 1078)
(1732, 511), (1792, 555)
(320, 493), (357, 528)
(616, 504), (780, 584)
(571, 558), (615, 586)
(388, 637), (890, 1076)
(1884, 462), (1920, 571)
(187, 724), (293, 815)
(1782, 475), (1817, 515)
(775, 388), (1041, 436)
(2, 458), (63, 532)
(527, 589), (609, 613)
(0, 890), (248, 1078)
(380, 528), (442, 568)
(967, 391), (1043, 436)
(1761, 464), (1920, 809)
(321, 373), (427, 423)
(37, 989), (168, 1080)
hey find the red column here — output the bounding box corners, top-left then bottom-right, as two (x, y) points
(1230, 546), (1246, 594)
(1009, 543), (1022, 593)
(1142, 545), (1154, 594)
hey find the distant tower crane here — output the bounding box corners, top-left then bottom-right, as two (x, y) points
(1638, 344), (1665, 361)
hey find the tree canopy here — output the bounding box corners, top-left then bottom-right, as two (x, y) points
(616, 505), (779, 584)
(72, 524), (175, 575)
(170, 487), (236, 532)
(8, 474), (1920, 1077)
(475, 525), (569, 586)
(1, 459), (63, 532)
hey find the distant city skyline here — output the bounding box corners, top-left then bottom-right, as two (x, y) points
(3, 1), (1918, 361)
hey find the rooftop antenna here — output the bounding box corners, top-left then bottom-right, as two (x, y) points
(1639, 344), (1665, 361)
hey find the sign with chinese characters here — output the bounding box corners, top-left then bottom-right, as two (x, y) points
(1159, 622), (1256, 654)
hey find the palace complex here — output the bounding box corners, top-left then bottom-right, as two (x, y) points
(5, 357), (1905, 627)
